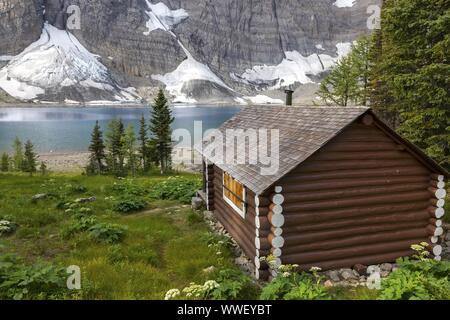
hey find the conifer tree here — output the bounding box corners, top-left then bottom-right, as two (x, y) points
(1, 153), (9, 172)
(350, 36), (371, 106)
(106, 119), (126, 176)
(377, 0), (450, 168)
(138, 114), (149, 172)
(149, 90), (174, 174)
(22, 140), (37, 176)
(87, 120), (106, 174)
(12, 137), (23, 171)
(124, 124), (138, 176)
(317, 55), (359, 106)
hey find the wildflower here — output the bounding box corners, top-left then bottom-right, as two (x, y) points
(164, 289), (180, 300)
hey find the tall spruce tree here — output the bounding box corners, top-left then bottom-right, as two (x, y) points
(377, 0), (450, 168)
(138, 114), (149, 172)
(368, 28), (398, 128)
(12, 137), (23, 171)
(23, 140), (37, 176)
(350, 36), (371, 106)
(87, 120), (106, 175)
(1, 153), (9, 172)
(149, 89), (174, 174)
(317, 55), (359, 106)
(106, 119), (126, 176)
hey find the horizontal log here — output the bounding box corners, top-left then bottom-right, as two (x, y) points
(430, 198), (445, 208)
(283, 228), (429, 255)
(282, 183), (429, 204)
(429, 187), (446, 199)
(284, 202), (428, 225)
(430, 180), (446, 189)
(433, 245), (442, 256)
(285, 250), (414, 272)
(429, 218), (443, 228)
(215, 200), (257, 233)
(280, 176), (429, 193)
(282, 210), (430, 234)
(427, 225), (444, 237)
(214, 212), (255, 260)
(429, 206), (445, 219)
(268, 212), (285, 228)
(314, 150), (412, 161)
(282, 238), (427, 265)
(284, 221), (427, 246)
(430, 174), (445, 182)
(255, 216), (271, 231)
(297, 159), (420, 173)
(282, 191), (430, 212)
(268, 234), (285, 248)
(271, 194), (285, 205)
(255, 236), (271, 251)
(282, 167), (429, 183)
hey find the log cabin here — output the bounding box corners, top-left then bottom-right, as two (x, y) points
(196, 106), (448, 280)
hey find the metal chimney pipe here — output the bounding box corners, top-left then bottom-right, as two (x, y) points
(284, 89), (294, 106)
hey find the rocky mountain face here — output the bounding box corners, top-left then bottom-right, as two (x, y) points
(0, 0), (379, 104)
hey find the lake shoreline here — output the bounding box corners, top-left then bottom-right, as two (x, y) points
(0, 102), (246, 108)
(37, 147), (202, 173)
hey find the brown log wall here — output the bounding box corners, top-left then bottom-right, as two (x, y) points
(276, 121), (441, 271)
(212, 166), (271, 278)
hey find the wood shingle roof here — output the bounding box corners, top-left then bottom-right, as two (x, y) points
(197, 105), (448, 195)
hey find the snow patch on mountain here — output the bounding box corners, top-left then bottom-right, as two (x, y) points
(231, 42), (352, 90)
(143, 1), (189, 35)
(244, 95), (284, 105)
(333, 0), (356, 8)
(145, 2), (233, 103)
(0, 23), (139, 102)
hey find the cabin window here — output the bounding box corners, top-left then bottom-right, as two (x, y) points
(223, 172), (246, 218)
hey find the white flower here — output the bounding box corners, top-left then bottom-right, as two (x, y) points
(164, 289), (180, 300)
(203, 280), (220, 291)
(282, 272), (291, 278)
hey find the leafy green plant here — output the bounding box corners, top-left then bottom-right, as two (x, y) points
(149, 176), (201, 204)
(61, 216), (98, 239)
(0, 254), (68, 300)
(88, 223), (127, 244)
(259, 256), (330, 300)
(113, 196), (147, 213)
(211, 269), (258, 300)
(112, 179), (146, 196)
(378, 243), (450, 300)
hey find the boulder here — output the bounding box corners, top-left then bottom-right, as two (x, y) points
(191, 197), (204, 210)
(340, 268), (358, 280)
(380, 263), (393, 272)
(353, 264), (367, 275)
(325, 270), (340, 282)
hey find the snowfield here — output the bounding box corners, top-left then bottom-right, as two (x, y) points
(334, 0), (356, 8)
(144, 1), (189, 35)
(232, 43), (352, 90)
(0, 23), (138, 102)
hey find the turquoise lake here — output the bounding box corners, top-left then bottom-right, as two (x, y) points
(0, 106), (241, 153)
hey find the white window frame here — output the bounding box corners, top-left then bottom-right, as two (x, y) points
(222, 172), (246, 219)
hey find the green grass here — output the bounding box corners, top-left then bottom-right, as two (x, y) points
(0, 172), (238, 299)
